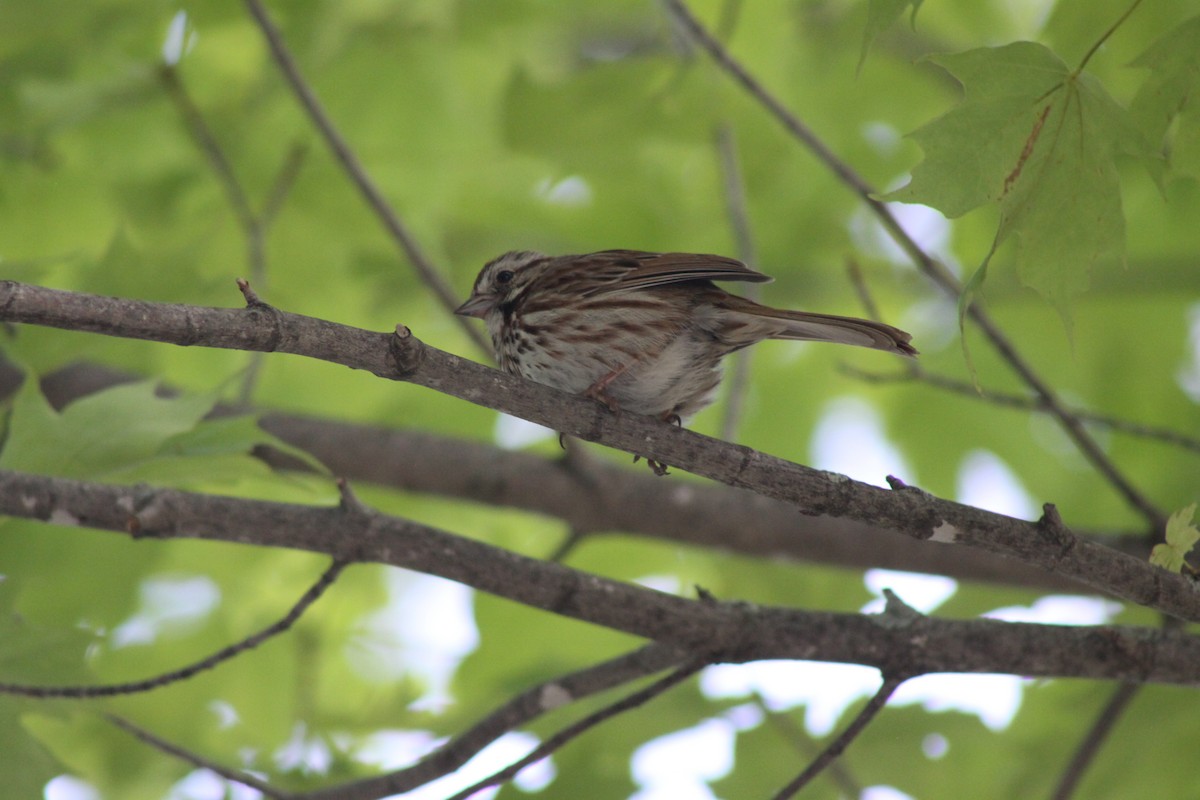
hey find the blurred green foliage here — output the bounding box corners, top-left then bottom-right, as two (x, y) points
(1, 1), (1199, 797)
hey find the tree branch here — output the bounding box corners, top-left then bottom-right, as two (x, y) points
(302, 643), (687, 800)
(107, 714), (285, 799)
(715, 122), (759, 443)
(844, 363), (1200, 458)
(3, 469), (1200, 684)
(0, 559), (345, 698)
(771, 674), (905, 800)
(0, 281), (1192, 620)
(16, 360), (1141, 594)
(444, 660), (706, 800)
(1049, 682), (1141, 800)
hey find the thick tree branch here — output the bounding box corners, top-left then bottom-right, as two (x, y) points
(0, 281), (1193, 621)
(3, 469), (1200, 685)
(15, 360), (1141, 593)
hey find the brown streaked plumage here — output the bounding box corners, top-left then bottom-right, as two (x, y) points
(456, 249), (916, 424)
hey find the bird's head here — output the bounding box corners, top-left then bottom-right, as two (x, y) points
(455, 251), (551, 319)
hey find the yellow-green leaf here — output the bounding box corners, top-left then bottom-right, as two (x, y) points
(1150, 503), (1199, 572)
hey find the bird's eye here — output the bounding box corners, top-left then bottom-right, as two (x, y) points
(496, 270), (515, 285)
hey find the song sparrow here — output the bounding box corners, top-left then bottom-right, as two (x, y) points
(456, 250), (916, 425)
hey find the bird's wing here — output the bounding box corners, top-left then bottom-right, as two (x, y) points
(577, 250), (772, 295)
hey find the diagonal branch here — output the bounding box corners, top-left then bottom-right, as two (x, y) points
(159, 62), (308, 403)
(301, 643), (687, 800)
(107, 714), (286, 799)
(5, 469), (1200, 683)
(845, 363), (1200, 457)
(0, 559), (345, 698)
(15, 359), (1148, 594)
(158, 64), (259, 253)
(0, 281), (1193, 621)
(242, 0), (491, 355)
(660, 0), (1164, 530)
(1049, 682), (1141, 800)
(443, 660), (706, 800)
(715, 123), (759, 442)
(771, 674), (905, 800)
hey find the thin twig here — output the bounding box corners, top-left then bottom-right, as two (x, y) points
(300, 643), (686, 800)
(242, 0), (491, 356)
(107, 714), (286, 798)
(770, 675), (905, 800)
(1050, 682), (1140, 800)
(845, 259), (882, 322)
(753, 693), (862, 797)
(662, 0), (1164, 529)
(1076, 0), (1145, 73)
(261, 142), (309, 229)
(844, 363), (1200, 457)
(715, 123), (759, 442)
(715, 0), (745, 40)
(159, 64), (258, 240)
(547, 527), (588, 563)
(0, 560), (346, 698)
(443, 660), (705, 800)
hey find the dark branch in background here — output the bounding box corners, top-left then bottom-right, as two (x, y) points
(261, 143), (310, 229)
(4, 468), (1200, 685)
(754, 692), (863, 797)
(13, 360), (1150, 593)
(242, 0), (492, 356)
(159, 62), (308, 404)
(1, 282), (1193, 622)
(845, 259), (884, 322)
(772, 675), (906, 800)
(845, 363), (1200, 457)
(715, 123), (759, 442)
(1050, 683), (1141, 800)
(108, 715), (285, 799)
(444, 661), (707, 800)
(661, 0), (1165, 530)
(159, 64), (260, 268)
(0, 560), (345, 699)
(304, 644), (687, 800)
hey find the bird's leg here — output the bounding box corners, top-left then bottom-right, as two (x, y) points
(583, 362), (632, 412)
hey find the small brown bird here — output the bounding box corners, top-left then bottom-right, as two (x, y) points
(456, 249), (916, 425)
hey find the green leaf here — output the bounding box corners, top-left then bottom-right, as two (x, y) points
(888, 42), (1151, 314)
(158, 413), (330, 476)
(0, 379), (212, 478)
(0, 379), (324, 488)
(1130, 16), (1200, 184)
(1150, 503), (1199, 572)
(859, 0), (923, 71)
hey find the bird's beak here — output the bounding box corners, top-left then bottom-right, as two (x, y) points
(454, 294), (493, 318)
